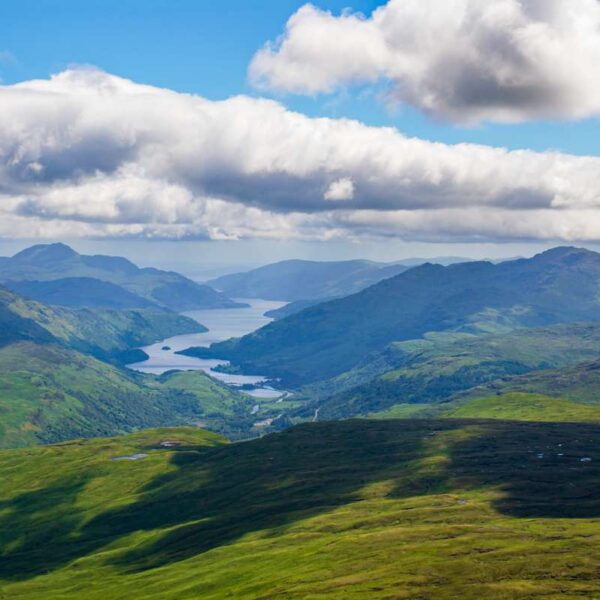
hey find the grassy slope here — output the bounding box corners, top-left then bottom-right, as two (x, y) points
(443, 392), (600, 423)
(1, 419), (600, 599)
(1, 285), (205, 362)
(456, 359), (600, 407)
(310, 323), (600, 420)
(0, 343), (254, 448)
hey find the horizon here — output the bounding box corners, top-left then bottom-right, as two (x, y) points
(3, 1), (600, 265)
(1, 239), (597, 281)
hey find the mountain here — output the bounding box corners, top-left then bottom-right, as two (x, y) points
(207, 247), (600, 386)
(4, 277), (160, 309)
(0, 285), (205, 364)
(207, 259), (410, 301)
(1, 419), (599, 598)
(0, 243), (244, 311)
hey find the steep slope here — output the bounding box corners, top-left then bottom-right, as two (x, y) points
(208, 259), (409, 301)
(0, 243), (244, 311)
(0, 342), (254, 448)
(0, 285), (204, 364)
(1, 420), (600, 598)
(4, 277), (159, 309)
(209, 247), (600, 386)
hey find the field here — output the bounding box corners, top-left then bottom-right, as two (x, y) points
(1, 419), (599, 599)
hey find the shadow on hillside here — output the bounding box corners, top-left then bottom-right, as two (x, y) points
(1, 419), (600, 581)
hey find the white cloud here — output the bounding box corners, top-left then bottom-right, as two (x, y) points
(2, 67), (600, 242)
(324, 177), (354, 201)
(249, 0), (600, 124)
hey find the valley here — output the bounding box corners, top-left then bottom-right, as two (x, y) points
(3, 244), (600, 598)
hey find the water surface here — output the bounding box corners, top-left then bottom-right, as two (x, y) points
(128, 299), (286, 398)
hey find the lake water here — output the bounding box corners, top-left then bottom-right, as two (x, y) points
(127, 299), (287, 398)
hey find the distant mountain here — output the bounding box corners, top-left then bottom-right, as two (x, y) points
(208, 259), (410, 301)
(4, 277), (159, 309)
(0, 243), (244, 311)
(207, 247), (600, 386)
(264, 298), (326, 319)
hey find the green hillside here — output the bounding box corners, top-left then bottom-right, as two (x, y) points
(207, 247), (600, 386)
(306, 322), (600, 420)
(443, 392), (600, 422)
(0, 285), (204, 363)
(0, 342), (253, 448)
(456, 358), (600, 406)
(1, 419), (599, 598)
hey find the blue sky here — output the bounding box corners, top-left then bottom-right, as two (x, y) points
(2, 0), (600, 272)
(1, 0), (597, 156)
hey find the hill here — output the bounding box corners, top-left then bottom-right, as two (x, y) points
(0, 285), (204, 364)
(0, 341), (257, 448)
(453, 357), (600, 407)
(4, 277), (160, 309)
(0, 243), (244, 311)
(208, 259), (409, 301)
(1, 419), (599, 598)
(442, 392), (600, 422)
(306, 322), (600, 420)
(207, 247), (600, 386)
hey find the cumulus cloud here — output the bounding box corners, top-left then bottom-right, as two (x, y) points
(249, 0), (600, 124)
(324, 177), (354, 201)
(2, 68), (600, 242)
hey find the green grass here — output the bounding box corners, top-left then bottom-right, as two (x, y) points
(0, 342), (255, 448)
(1, 285), (204, 363)
(306, 322), (600, 420)
(443, 392), (600, 422)
(1, 419), (600, 599)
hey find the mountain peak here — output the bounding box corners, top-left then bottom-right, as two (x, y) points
(12, 243), (79, 263)
(532, 246), (599, 265)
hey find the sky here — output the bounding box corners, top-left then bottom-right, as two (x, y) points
(2, 0), (600, 273)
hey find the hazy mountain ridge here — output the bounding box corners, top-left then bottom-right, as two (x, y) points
(0, 243), (244, 311)
(208, 258), (410, 301)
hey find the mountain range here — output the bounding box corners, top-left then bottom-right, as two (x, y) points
(206, 247), (600, 386)
(0, 243), (244, 311)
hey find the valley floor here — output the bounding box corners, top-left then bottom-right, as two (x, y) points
(1, 419), (599, 599)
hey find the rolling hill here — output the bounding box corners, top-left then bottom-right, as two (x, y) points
(206, 247), (600, 386)
(0, 243), (244, 311)
(1, 419), (599, 598)
(442, 392), (600, 423)
(305, 322), (600, 420)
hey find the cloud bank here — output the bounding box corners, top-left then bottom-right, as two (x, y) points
(250, 0), (600, 124)
(2, 68), (600, 242)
